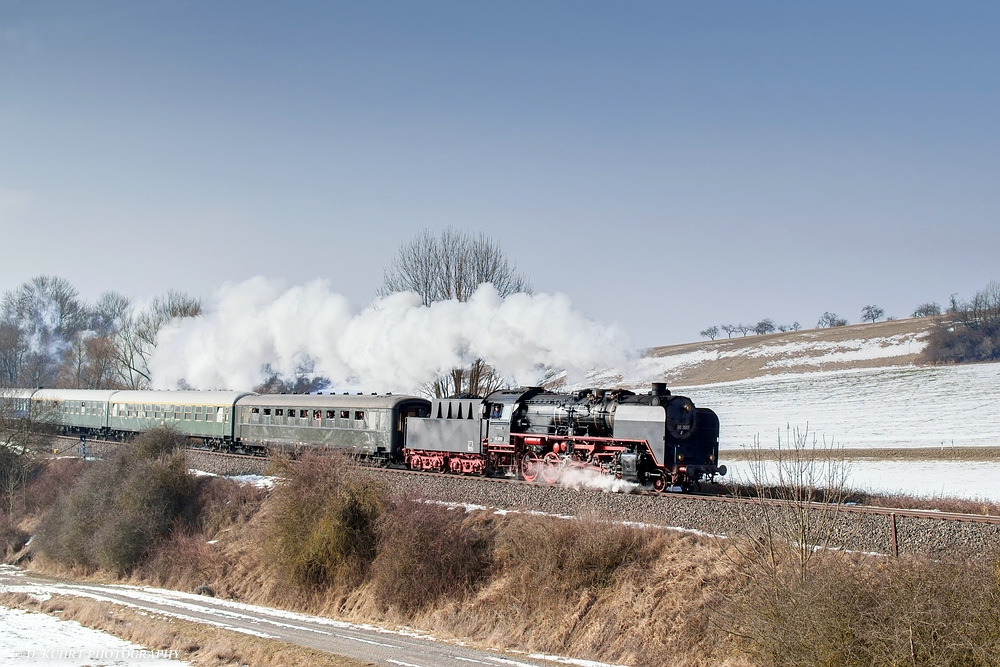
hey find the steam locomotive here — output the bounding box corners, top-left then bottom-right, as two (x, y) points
(406, 382), (724, 490)
(7, 381), (724, 491)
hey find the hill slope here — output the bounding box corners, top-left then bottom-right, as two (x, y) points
(645, 317), (935, 386)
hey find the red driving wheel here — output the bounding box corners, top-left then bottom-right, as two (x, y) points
(521, 452), (541, 482)
(541, 452), (562, 484)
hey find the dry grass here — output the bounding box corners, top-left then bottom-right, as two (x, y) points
(720, 549), (1000, 667)
(0, 592), (375, 667)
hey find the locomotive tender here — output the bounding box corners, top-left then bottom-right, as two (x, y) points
(6, 381), (724, 491)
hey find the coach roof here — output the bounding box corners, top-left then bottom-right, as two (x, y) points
(237, 394), (426, 410)
(109, 390), (255, 405)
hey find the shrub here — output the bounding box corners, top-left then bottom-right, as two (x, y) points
(34, 427), (196, 574)
(266, 453), (387, 589)
(725, 551), (1000, 666)
(369, 499), (494, 612)
(494, 515), (653, 599)
(817, 311), (848, 327)
(191, 476), (267, 538)
(0, 513), (28, 559)
(913, 302), (942, 317)
(922, 281), (1000, 364)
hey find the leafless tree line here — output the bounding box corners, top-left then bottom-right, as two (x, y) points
(922, 280), (1000, 363)
(701, 319), (801, 340)
(0, 275), (201, 390)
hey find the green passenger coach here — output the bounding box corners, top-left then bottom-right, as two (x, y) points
(235, 394), (430, 460)
(108, 390), (253, 444)
(32, 389), (118, 433)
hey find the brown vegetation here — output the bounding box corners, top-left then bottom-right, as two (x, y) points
(34, 428), (197, 574)
(10, 450), (1000, 667)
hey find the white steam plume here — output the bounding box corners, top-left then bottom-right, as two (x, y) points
(148, 277), (633, 392)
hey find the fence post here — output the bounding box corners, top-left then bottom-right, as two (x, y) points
(890, 512), (898, 557)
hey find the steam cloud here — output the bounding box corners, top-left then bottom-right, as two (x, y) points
(149, 277), (633, 392)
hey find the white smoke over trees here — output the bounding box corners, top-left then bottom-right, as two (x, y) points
(148, 278), (632, 394)
(378, 228), (533, 397)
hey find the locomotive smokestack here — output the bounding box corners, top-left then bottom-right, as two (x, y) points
(651, 382), (669, 397)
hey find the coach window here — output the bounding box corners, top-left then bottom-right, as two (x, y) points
(275, 408), (283, 416)
(354, 411), (364, 421)
(184, 406), (192, 420)
(326, 410), (335, 420)
(263, 408), (271, 415)
(298, 409), (306, 418)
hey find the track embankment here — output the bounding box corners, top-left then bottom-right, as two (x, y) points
(52, 437), (1000, 559)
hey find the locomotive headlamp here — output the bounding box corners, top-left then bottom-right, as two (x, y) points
(677, 454), (684, 462)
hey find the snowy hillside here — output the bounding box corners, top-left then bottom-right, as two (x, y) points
(644, 317), (934, 386)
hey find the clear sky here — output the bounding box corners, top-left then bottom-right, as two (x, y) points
(1, 1), (997, 347)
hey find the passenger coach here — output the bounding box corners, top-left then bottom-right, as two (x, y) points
(234, 394), (431, 459)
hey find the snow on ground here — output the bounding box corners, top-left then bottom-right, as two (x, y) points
(726, 459), (1000, 502)
(0, 606), (189, 666)
(635, 332), (927, 378)
(189, 470), (277, 489)
(678, 362), (1000, 450)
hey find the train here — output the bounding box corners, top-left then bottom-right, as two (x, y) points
(3, 382), (725, 491)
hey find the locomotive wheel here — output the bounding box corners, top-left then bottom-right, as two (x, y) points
(521, 452), (541, 482)
(652, 476), (667, 493)
(541, 452), (562, 484)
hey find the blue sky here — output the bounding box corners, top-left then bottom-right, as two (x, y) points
(1, 1), (997, 346)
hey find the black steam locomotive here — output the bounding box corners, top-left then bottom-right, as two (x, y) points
(404, 382), (725, 491)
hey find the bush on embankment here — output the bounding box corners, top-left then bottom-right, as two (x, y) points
(34, 428), (197, 574)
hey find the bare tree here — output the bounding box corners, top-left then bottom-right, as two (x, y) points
(379, 228), (531, 306)
(737, 323), (754, 337)
(912, 302), (941, 318)
(379, 229), (531, 397)
(861, 304), (884, 324)
(0, 324), (27, 388)
(700, 325), (720, 340)
(114, 291), (202, 389)
(720, 324), (738, 339)
(754, 318), (776, 335)
(1, 276), (89, 387)
(0, 390), (56, 516)
(817, 312), (848, 328)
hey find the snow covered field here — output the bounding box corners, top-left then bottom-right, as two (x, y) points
(679, 362), (1000, 451)
(0, 606), (187, 666)
(674, 361), (1000, 499)
(726, 459), (1000, 502)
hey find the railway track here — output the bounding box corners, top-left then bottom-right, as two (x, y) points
(49, 434), (1000, 527)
